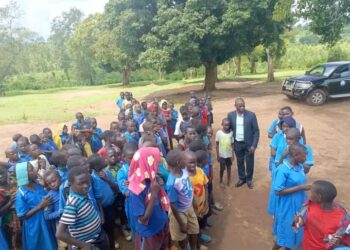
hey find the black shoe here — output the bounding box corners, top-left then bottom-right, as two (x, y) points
(235, 180), (246, 187)
(247, 181), (253, 189)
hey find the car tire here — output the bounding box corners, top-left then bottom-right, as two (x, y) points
(306, 89), (327, 106)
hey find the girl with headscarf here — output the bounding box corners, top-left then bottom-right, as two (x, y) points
(15, 162), (56, 250)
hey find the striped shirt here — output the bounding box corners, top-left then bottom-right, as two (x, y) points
(59, 191), (101, 243)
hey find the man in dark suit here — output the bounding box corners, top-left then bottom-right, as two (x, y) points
(227, 97), (259, 189)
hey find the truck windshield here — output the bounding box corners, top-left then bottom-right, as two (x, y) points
(308, 65), (338, 77)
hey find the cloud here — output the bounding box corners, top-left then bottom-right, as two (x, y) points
(0, 0), (109, 38)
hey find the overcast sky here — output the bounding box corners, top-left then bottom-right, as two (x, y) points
(0, 0), (109, 38)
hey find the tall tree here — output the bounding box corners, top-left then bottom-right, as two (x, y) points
(297, 0), (350, 45)
(142, 0), (290, 90)
(104, 0), (158, 85)
(49, 8), (84, 81)
(0, 0), (26, 95)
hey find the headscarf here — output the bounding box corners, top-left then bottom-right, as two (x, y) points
(159, 99), (169, 111)
(128, 147), (170, 211)
(279, 116), (296, 129)
(15, 162), (29, 186)
(53, 123), (65, 149)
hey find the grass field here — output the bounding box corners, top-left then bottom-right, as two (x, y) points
(0, 70), (303, 125)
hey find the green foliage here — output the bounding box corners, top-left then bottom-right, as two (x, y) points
(297, 0), (350, 45)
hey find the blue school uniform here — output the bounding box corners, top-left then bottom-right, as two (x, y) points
(0, 217), (9, 250)
(268, 119), (280, 136)
(116, 98), (124, 110)
(56, 167), (68, 183)
(117, 163), (135, 237)
(59, 133), (69, 145)
(18, 152), (31, 163)
(90, 128), (103, 153)
(48, 139), (58, 151)
(134, 113), (145, 130)
(130, 180), (168, 238)
(15, 183), (56, 250)
(44, 189), (60, 237)
(273, 160), (307, 249)
(91, 170), (115, 207)
(155, 133), (167, 157)
(158, 158), (169, 183)
(124, 131), (140, 144)
(40, 143), (56, 152)
(170, 109), (178, 132)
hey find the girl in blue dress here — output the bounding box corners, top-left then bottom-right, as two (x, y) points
(15, 162), (57, 250)
(272, 143), (310, 250)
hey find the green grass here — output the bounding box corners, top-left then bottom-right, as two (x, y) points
(221, 70), (304, 81)
(0, 78), (203, 125)
(0, 70), (302, 125)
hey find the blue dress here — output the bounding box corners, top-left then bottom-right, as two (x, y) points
(0, 217), (9, 250)
(117, 163), (136, 238)
(273, 160), (307, 249)
(44, 190), (60, 238)
(15, 183), (57, 250)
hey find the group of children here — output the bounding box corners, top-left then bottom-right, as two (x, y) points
(0, 90), (225, 250)
(267, 106), (350, 250)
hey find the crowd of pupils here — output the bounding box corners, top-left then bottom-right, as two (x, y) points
(0, 90), (221, 250)
(267, 106), (350, 250)
(1, 89), (350, 250)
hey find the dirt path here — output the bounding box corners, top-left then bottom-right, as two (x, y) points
(1, 82), (350, 249)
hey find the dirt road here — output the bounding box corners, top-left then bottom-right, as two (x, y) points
(1, 82), (350, 250)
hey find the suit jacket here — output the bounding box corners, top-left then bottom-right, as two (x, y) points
(227, 110), (260, 148)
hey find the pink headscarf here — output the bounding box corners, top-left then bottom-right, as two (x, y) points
(128, 147), (170, 211)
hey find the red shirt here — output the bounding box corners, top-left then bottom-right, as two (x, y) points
(302, 201), (350, 250)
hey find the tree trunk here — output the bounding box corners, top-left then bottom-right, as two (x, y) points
(234, 56), (242, 76)
(204, 62), (217, 91)
(158, 67), (163, 80)
(266, 48), (275, 82)
(250, 60), (257, 74)
(64, 68), (70, 81)
(122, 66), (130, 86)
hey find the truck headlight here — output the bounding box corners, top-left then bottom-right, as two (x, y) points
(295, 81), (312, 89)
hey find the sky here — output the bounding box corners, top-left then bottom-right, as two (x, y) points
(0, 0), (109, 38)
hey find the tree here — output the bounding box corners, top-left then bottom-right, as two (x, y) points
(0, 0), (26, 95)
(68, 14), (103, 85)
(297, 0), (350, 45)
(142, 0), (289, 91)
(247, 45), (265, 74)
(104, 0), (158, 85)
(49, 8), (84, 81)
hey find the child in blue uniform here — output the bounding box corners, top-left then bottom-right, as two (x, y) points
(124, 120), (140, 144)
(117, 142), (138, 239)
(272, 144), (311, 250)
(90, 118), (103, 153)
(43, 170), (62, 243)
(15, 162), (56, 250)
(88, 154), (117, 249)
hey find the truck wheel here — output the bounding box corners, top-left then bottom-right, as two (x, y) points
(306, 89), (326, 106)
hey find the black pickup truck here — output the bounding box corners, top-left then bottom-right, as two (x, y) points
(282, 61), (350, 105)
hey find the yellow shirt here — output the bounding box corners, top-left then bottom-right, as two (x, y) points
(189, 167), (209, 216)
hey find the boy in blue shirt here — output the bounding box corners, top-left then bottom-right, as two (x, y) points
(116, 91), (125, 111)
(50, 151), (68, 182)
(57, 167), (109, 250)
(124, 120), (140, 144)
(88, 154), (117, 249)
(117, 143), (139, 238)
(16, 137), (31, 162)
(90, 118), (103, 153)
